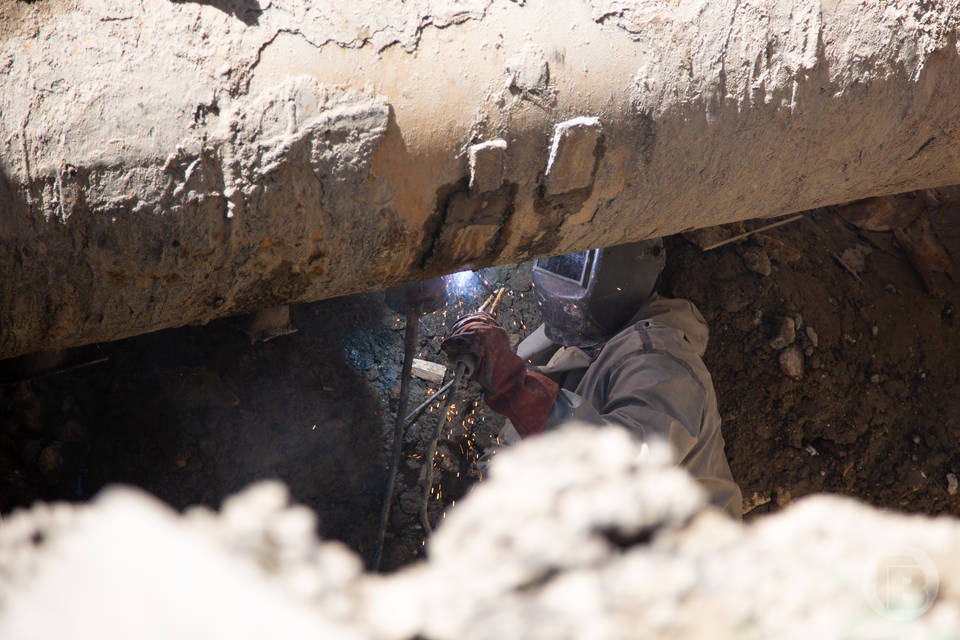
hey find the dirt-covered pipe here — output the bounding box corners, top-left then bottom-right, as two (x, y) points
(2, 0), (960, 358)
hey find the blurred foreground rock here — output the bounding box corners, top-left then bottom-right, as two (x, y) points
(2, 425), (959, 639)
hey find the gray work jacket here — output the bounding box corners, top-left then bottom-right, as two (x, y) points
(507, 297), (743, 519)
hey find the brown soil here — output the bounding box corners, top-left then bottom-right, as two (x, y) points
(666, 206), (960, 517)
(1, 193), (958, 569)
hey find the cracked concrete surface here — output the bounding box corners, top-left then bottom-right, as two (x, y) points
(2, 425), (960, 639)
(3, 0), (960, 358)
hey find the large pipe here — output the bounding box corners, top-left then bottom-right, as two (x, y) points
(2, 0), (960, 358)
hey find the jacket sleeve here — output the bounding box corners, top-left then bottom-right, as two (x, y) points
(544, 352), (704, 462)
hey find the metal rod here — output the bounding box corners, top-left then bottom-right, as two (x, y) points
(487, 287), (506, 316)
(420, 360), (467, 534)
(403, 376), (457, 426)
(477, 292), (496, 313)
(371, 312), (419, 571)
(701, 214), (804, 251)
(478, 286), (505, 313)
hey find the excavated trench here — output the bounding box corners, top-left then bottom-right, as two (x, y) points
(5, 3), (960, 635)
(1, 189), (958, 572)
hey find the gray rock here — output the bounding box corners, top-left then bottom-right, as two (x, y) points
(779, 345), (804, 379)
(840, 243), (873, 273)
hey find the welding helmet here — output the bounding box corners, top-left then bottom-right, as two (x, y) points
(532, 239), (665, 347)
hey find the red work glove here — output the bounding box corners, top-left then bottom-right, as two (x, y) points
(441, 312), (559, 437)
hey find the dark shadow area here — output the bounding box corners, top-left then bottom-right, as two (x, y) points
(0, 292), (392, 561)
(171, 0), (263, 26)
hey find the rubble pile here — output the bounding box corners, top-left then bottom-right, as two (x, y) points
(2, 424), (959, 639)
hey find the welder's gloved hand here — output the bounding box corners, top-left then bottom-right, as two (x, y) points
(442, 312), (559, 438)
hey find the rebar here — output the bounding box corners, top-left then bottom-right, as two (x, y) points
(371, 312), (419, 571)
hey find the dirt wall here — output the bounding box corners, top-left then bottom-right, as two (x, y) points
(4, 0), (960, 358)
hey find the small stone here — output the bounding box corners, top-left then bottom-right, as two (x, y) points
(61, 420), (87, 443)
(871, 325), (879, 337)
(399, 489), (421, 515)
(840, 246), (868, 273)
(870, 374), (881, 384)
(38, 443), (64, 475)
(741, 492), (772, 515)
(723, 293), (748, 313)
(912, 434), (921, 445)
(805, 326), (819, 347)
(804, 444), (818, 456)
(884, 283), (899, 294)
(769, 317), (796, 350)
(774, 488), (793, 507)
(779, 346), (804, 379)
(741, 247), (772, 277)
(792, 314), (803, 330)
(947, 473), (958, 495)
(366, 368), (380, 381)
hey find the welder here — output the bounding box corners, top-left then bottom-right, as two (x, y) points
(441, 240), (743, 518)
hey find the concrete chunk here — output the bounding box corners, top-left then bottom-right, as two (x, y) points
(543, 117), (602, 195)
(468, 139), (507, 194)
